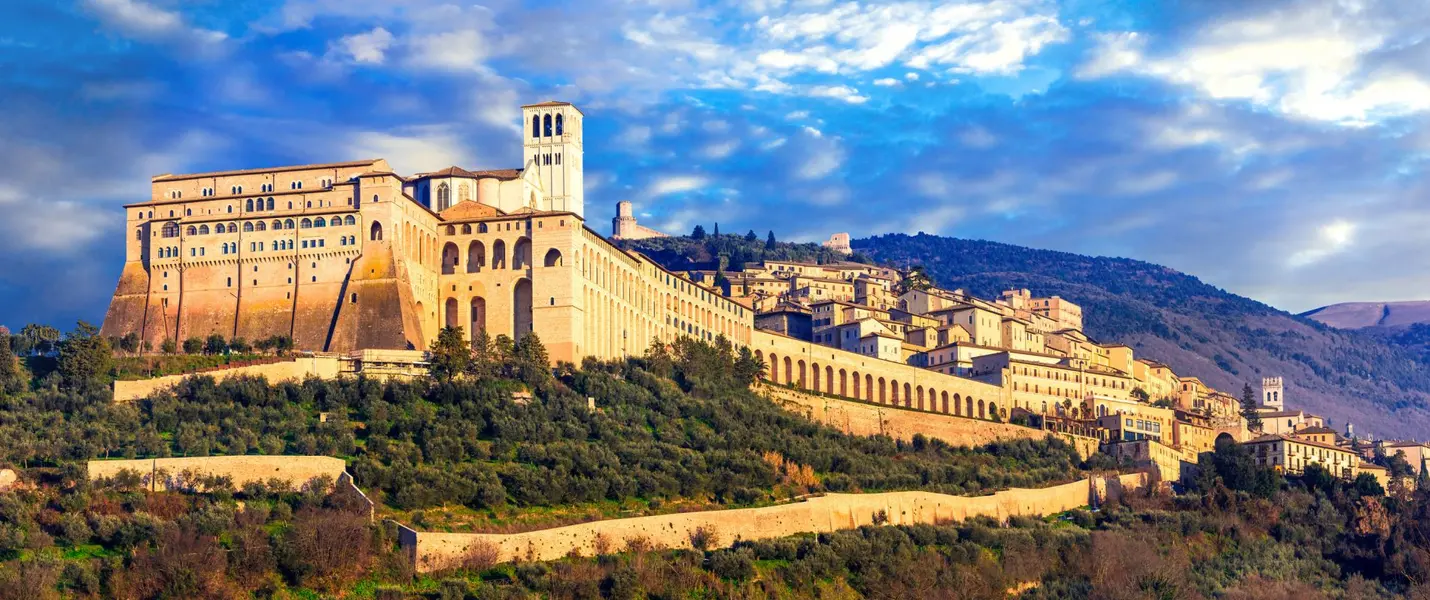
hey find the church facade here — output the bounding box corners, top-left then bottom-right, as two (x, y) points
(101, 101), (753, 363)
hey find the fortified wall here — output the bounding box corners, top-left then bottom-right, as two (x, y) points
(764, 385), (1101, 459)
(400, 473), (1146, 571)
(87, 455), (348, 491)
(111, 355), (342, 403)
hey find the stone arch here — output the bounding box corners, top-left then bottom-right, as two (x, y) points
(941, 391), (949, 414)
(811, 363), (821, 392)
(916, 386), (925, 411)
(866, 374), (874, 402)
(544, 248), (563, 267)
(492, 239), (507, 269)
(513, 237), (532, 269)
(825, 365), (834, 394)
(797, 360), (807, 389)
(467, 240), (485, 272)
(442, 242), (459, 275)
(470, 296), (486, 337)
(513, 278), (533, 341)
(783, 356), (792, 385)
(839, 369), (848, 397)
(978, 399), (986, 420)
(879, 377), (887, 404)
(965, 396), (972, 417)
(890, 380), (899, 405)
(903, 383), (913, 408)
(444, 297), (459, 329)
(370, 221), (383, 241)
(989, 402), (999, 420)
(1215, 432), (1237, 448)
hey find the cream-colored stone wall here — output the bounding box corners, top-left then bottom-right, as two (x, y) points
(87, 455), (347, 491)
(402, 473), (1146, 570)
(763, 385), (1100, 459)
(112, 355), (341, 403)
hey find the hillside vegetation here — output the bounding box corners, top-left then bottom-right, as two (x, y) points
(854, 233), (1430, 439)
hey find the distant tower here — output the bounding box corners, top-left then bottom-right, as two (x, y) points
(613, 201), (637, 238)
(1261, 377), (1284, 410)
(522, 101), (584, 217)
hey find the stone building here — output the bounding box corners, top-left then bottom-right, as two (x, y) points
(610, 200), (668, 240)
(101, 101), (752, 364)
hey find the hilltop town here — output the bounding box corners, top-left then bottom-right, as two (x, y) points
(92, 100), (1426, 492)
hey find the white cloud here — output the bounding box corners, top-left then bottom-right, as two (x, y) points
(84, 0), (227, 52)
(336, 27), (395, 65)
(347, 127), (475, 174)
(797, 144), (845, 179)
(407, 29), (490, 71)
(807, 85), (868, 104)
(648, 176), (709, 196)
(1079, 1), (1430, 125)
(785, 110), (810, 120)
(872, 77), (901, 86)
(700, 140), (740, 159)
(1288, 219), (1358, 267)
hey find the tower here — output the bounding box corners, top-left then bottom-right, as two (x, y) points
(613, 201), (635, 238)
(522, 101), (584, 218)
(1261, 376), (1284, 410)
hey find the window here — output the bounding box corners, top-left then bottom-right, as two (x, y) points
(543, 114), (552, 136)
(162, 222), (179, 238)
(555, 113), (564, 135)
(315, 217), (326, 227)
(437, 183), (450, 211)
(266, 197), (274, 210)
(344, 215), (355, 226)
(285, 219), (295, 229)
(198, 224), (210, 235)
(556, 153), (561, 165)
(246, 199), (254, 211)
(291, 181), (302, 190)
(301, 218), (312, 228)
(532, 115), (540, 137)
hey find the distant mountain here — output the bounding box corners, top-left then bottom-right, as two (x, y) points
(1302, 301), (1430, 330)
(852, 233), (1430, 441)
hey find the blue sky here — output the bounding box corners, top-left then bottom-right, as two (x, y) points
(2, 0), (1428, 329)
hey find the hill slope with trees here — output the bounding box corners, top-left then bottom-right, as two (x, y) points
(853, 233), (1430, 440)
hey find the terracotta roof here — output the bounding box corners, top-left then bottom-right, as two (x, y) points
(523, 100), (581, 113)
(415, 166), (479, 179)
(1358, 462), (1388, 471)
(438, 201), (503, 221)
(153, 159), (383, 182)
(1296, 426), (1337, 435)
(1244, 433), (1357, 455)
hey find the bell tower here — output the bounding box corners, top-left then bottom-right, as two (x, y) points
(1261, 376), (1284, 410)
(522, 101), (584, 218)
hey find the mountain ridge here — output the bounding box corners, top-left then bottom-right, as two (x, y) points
(1302, 300), (1430, 330)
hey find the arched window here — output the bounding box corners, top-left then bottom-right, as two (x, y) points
(478, 223), (488, 233)
(543, 114), (552, 136)
(458, 184), (470, 204)
(461, 224), (471, 234)
(531, 115), (540, 137)
(437, 183), (450, 211)
(266, 198), (274, 210)
(186, 225), (197, 236)
(135, 228), (142, 240)
(544, 248), (563, 267)
(227, 205), (233, 214)
(227, 223), (237, 233)
(257, 221), (266, 231)
(467, 240), (485, 272)
(199, 224), (209, 235)
(370, 222), (383, 241)
(445, 225), (455, 236)
(285, 219), (295, 229)
(243, 222), (254, 232)
(344, 215), (355, 226)
(300, 218), (312, 228)
(246, 199), (254, 211)
(555, 113), (564, 135)
(315, 217), (326, 227)
(492, 239), (506, 269)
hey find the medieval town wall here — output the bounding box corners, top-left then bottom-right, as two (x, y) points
(401, 473), (1146, 571)
(86, 455), (347, 491)
(111, 355), (341, 403)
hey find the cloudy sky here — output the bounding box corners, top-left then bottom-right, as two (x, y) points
(2, 0), (1428, 328)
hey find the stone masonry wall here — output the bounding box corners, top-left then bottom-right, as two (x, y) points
(402, 474), (1146, 571)
(764, 385), (1102, 459)
(87, 455), (347, 491)
(111, 355), (342, 403)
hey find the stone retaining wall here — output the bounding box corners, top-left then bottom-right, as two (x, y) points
(87, 455), (348, 491)
(401, 473), (1145, 572)
(112, 355), (342, 403)
(764, 385), (1102, 459)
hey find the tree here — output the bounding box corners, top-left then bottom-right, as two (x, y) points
(57, 321), (113, 392)
(713, 223), (720, 237)
(0, 335), (26, 395)
(896, 266), (933, 295)
(118, 332), (141, 354)
(733, 347), (765, 385)
(1241, 383), (1263, 433)
(428, 326), (471, 382)
(161, 338), (177, 354)
(765, 231), (777, 249)
(183, 338), (204, 354)
(470, 329), (497, 379)
(229, 337), (251, 353)
(205, 334), (228, 355)
(17, 323), (60, 356)
(1130, 387), (1150, 402)
(514, 333), (551, 385)
(745, 230), (758, 242)
(691, 225), (706, 240)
